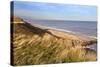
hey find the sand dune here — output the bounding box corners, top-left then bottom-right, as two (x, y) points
(11, 16), (97, 66)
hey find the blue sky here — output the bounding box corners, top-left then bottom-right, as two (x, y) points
(13, 1), (97, 21)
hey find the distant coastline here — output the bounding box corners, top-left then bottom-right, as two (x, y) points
(23, 17), (97, 23)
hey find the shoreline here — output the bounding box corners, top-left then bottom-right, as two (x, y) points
(28, 22), (97, 39)
(24, 19), (97, 38)
(28, 22), (97, 51)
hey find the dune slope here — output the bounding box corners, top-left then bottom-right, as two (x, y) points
(11, 17), (97, 65)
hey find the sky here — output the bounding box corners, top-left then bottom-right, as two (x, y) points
(12, 1), (97, 21)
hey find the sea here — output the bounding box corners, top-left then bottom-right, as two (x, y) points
(25, 20), (97, 37)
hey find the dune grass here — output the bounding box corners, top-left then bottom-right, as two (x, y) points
(11, 21), (97, 66)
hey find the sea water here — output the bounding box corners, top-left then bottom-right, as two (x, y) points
(26, 20), (97, 37)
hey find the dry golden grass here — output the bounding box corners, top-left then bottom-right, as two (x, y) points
(11, 18), (97, 66)
(11, 16), (24, 23)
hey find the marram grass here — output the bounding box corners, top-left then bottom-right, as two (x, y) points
(11, 18), (97, 66)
